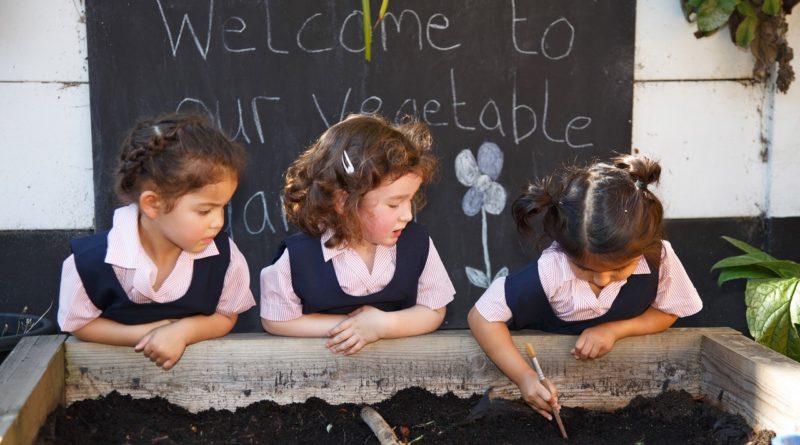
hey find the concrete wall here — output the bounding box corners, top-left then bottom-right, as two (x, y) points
(1, 0), (798, 330)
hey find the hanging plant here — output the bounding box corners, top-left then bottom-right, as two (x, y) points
(681, 0), (798, 92)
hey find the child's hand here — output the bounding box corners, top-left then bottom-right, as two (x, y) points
(134, 322), (187, 370)
(572, 324), (618, 360)
(326, 305), (388, 355)
(518, 372), (560, 420)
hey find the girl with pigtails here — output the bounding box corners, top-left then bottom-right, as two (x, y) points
(58, 113), (255, 370)
(469, 154), (702, 420)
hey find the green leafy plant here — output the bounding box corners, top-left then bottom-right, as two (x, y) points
(711, 236), (800, 361)
(681, 0), (798, 92)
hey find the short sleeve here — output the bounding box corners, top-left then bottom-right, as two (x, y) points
(652, 241), (703, 317)
(259, 248), (304, 321)
(215, 239), (256, 315)
(414, 239), (456, 310)
(473, 277), (513, 322)
(57, 254), (102, 332)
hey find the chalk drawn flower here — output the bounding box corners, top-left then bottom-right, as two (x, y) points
(455, 142), (509, 289)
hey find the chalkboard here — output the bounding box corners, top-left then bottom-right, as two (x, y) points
(86, 0), (636, 331)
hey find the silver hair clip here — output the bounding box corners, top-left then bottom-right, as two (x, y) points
(341, 150), (355, 175)
(153, 125), (163, 137)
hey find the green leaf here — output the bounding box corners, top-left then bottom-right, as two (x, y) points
(697, 0), (739, 32)
(756, 260), (800, 279)
(716, 266), (779, 285)
(711, 253), (779, 270)
(735, 16), (758, 48)
(683, 0), (706, 20)
(762, 0), (781, 15)
(721, 236), (776, 260)
(745, 278), (800, 361)
(737, 1), (757, 17)
(362, 0), (372, 62)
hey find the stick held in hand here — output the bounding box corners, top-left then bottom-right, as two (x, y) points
(525, 342), (568, 439)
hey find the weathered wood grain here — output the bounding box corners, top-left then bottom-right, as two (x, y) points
(64, 328), (735, 413)
(701, 332), (800, 433)
(0, 335), (66, 445)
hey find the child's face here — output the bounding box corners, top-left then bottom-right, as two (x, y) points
(356, 172), (422, 248)
(152, 175), (238, 254)
(567, 253), (640, 290)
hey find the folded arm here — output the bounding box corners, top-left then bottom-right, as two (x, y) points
(572, 306), (677, 360)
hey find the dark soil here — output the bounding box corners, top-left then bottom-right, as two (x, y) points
(36, 388), (774, 445)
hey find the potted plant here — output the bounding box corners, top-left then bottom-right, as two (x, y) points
(711, 236), (799, 361)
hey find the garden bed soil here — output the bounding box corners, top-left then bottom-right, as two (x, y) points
(36, 388), (774, 445)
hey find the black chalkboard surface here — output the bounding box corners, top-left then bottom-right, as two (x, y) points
(86, 0), (635, 330)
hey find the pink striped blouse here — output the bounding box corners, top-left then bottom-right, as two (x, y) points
(58, 204), (256, 332)
(260, 231), (456, 321)
(474, 240), (703, 323)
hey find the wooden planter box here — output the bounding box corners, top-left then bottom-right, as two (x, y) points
(1, 328), (799, 444)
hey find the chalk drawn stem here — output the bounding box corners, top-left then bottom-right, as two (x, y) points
(482, 207), (491, 279)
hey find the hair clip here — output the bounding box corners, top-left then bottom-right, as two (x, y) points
(635, 179), (646, 190)
(341, 150), (355, 175)
(153, 125), (163, 137)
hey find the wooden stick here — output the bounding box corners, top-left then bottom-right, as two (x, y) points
(525, 343), (568, 439)
(360, 406), (402, 445)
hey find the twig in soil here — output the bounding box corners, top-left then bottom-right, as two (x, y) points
(360, 406), (402, 445)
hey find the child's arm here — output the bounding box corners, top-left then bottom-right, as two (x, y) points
(467, 307), (559, 420)
(572, 306), (677, 360)
(326, 304), (445, 355)
(134, 312), (238, 370)
(262, 313), (349, 337)
(72, 318), (172, 346)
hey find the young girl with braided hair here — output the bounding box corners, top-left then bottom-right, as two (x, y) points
(468, 154), (702, 420)
(260, 113), (455, 355)
(58, 112), (255, 370)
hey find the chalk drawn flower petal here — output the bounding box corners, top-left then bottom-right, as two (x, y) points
(462, 187), (483, 216)
(455, 149), (480, 187)
(465, 266), (490, 289)
(477, 141), (503, 181)
(482, 182), (507, 215)
(494, 267), (509, 281)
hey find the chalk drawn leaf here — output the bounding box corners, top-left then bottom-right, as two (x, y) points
(482, 182), (507, 215)
(465, 266), (490, 288)
(455, 149), (480, 187)
(462, 187), (483, 216)
(494, 267), (509, 281)
(477, 142), (503, 181)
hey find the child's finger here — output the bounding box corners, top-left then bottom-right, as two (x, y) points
(327, 319), (352, 337)
(343, 339), (365, 356)
(326, 330), (352, 349)
(134, 333), (152, 352)
(526, 402), (553, 421)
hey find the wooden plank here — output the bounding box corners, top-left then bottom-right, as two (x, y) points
(700, 333), (800, 433)
(64, 328), (731, 413)
(0, 335), (66, 445)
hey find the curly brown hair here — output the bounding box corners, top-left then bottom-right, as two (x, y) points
(115, 112), (247, 211)
(511, 154), (665, 266)
(284, 114), (438, 247)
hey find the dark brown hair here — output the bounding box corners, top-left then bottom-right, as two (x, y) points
(115, 112), (247, 211)
(284, 113), (438, 247)
(512, 154), (665, 265)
